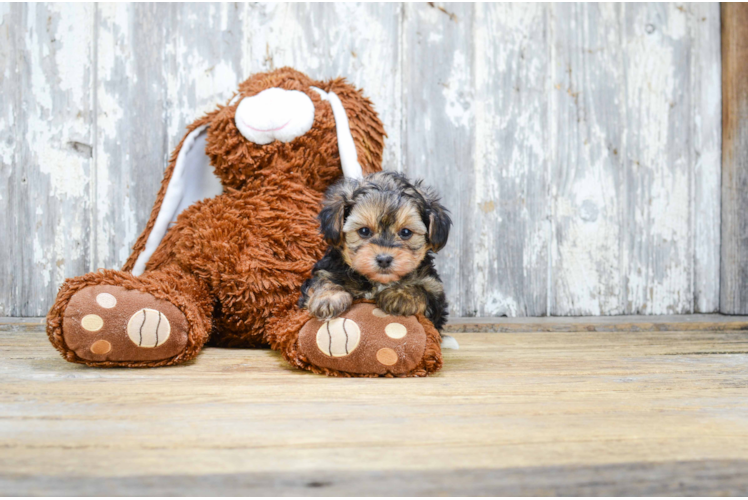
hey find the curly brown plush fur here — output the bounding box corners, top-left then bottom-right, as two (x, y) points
(46, 67), (443, 377)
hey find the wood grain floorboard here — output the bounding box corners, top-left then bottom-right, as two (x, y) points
(3, 460), (748, 496)
(1, 317), (747, 495)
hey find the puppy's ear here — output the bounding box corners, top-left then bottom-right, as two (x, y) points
(414, 181), (452, 252)
(318, 178), (358, 246)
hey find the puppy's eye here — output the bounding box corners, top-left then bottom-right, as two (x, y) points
(357, 227), (372, 238)
(398, 228), (413, 240)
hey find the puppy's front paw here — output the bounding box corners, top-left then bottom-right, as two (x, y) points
(377, 288), (425, 317)
(308, 290), (353, 320)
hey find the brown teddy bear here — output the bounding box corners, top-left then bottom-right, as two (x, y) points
(46, 68), (443, 377)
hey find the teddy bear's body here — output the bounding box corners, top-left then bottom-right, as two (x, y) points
(47, 68), (444, 376)
(143, 175), (325, 348)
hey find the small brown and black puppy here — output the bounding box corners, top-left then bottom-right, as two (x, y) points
(299, 171), (451, 331)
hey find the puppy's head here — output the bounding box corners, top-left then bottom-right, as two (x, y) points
(318, 172), (451, 284)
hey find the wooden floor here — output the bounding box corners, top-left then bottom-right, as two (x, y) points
(2, 316), (748, 496)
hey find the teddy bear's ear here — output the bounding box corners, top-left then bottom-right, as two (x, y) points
(322, 78), (386, 176)
(310, 87), (364, 180)
(124, 118), (224, 276)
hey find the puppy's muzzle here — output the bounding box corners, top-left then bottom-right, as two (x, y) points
(376, 254), (394, 270)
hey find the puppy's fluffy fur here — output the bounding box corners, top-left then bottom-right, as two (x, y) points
(299, 171), (451, 331)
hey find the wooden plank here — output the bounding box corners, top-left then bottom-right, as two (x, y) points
(0, 4), (94, 316)
(3, 460), (748, 496)
(720, 3), (748, 314)
(242, 3), (402, 170)
(0, 318), (45, 333)
(550, 3), (626, 316)
(1, 326), (748, 495)
(621, 4), (699, 315)
(690, 4), (721, 313)
(94, 4), (173, 270)
(402, 3), (475, 317)
(444, 313), (748, 333)
(0, 3), (16, 317)
(471, 3), (549, 317)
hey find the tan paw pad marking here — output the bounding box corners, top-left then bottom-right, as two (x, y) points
(81, 314), (104, 332)
(96, 292), (117, 309)
(316, 318), (361, 357)
(127, 308), (171, 348)
(384, 322), (407, 339)
(90, 339), (112, 355)
(371, 308), (389, 318)
(376, 347), (398, 366)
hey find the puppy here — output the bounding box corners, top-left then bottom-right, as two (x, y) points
(299, 171), (452, 332)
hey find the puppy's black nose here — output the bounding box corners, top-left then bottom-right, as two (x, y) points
(376, 254), (394, 269)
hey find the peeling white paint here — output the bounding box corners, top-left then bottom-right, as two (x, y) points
(472, 6), (497, 314)
(442, 50), (473, 129)
(96, 4), (130, 83)
(484, 291), (520, 317)
(621, 4), (694, 315)
(690, 3), (721, 314)
(0, 3), (8, 25)
(118, 191), (138, 265)
(26, 12), (53, 113)
(33, 234), (51, 287)
(0, 116), (13, 166)
(662, 3), (688, 40)
(49, 3), (92, 109)
(194, 61), (238, 107)
(470, 3), (549, 316)
(35, 144), (89, 199)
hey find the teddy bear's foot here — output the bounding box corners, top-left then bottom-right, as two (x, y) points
(296, 302), (443, 377)
(60, 284), (191, 365)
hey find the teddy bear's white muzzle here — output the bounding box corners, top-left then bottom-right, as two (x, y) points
(234, 87), (315, 145)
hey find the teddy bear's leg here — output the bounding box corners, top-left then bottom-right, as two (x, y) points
(266, 302), (443, 377)
(47, 264), (213, 367)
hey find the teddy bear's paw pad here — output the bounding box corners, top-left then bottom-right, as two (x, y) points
(61, 285), (189, 363)
(315, 318), (361, 357)
(299, 303), (427, 375)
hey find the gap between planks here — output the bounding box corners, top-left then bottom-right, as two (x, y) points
(3, 314), (748, 333)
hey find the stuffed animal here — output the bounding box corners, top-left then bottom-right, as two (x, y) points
(46, 68), (443, 377)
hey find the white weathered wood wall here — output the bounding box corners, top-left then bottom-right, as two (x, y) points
(1, 3), (723, 318)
